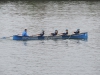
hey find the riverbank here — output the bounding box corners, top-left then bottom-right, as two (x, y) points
(0, 0), (100, 1)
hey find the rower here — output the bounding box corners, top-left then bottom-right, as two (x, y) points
(61, 29), (68, 36)
(22, 29), (29, 36)
(51, 30), (58, 36)
(38, 30), (45, 36)
(74, 29), (80, 34)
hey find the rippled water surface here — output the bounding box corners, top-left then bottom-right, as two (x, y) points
(0, 1), (100, 75)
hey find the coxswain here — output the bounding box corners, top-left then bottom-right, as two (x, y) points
(22, 29), (29, 36)
(51, 30), (58, 36)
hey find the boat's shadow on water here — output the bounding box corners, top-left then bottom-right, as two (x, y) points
(22, 38), (88, 46)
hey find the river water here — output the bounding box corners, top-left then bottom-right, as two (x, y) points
(0, 1), (100, 75)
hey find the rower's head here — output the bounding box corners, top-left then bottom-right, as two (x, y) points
(25, 29), (27, 32)
(42, 30), (44, 32)
(66, 29), (68, 31)
(77, 29), (80, 31)
(42, 30), (44, 33)
(55, 30), (58, 33)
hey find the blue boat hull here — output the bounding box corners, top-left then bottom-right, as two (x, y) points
(13, 32), (88, 40)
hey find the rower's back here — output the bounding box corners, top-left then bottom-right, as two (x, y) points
(74, 29), (80, 34)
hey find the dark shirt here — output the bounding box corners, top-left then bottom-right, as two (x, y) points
(39, 31), (44, 36)
(74, 31), (80, 34)
(62, 32), (68, 36)
(51, 32), (58, 36)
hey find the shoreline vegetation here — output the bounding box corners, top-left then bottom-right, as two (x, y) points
(0, 0), (100, 1)
(0, 0), (99, 3)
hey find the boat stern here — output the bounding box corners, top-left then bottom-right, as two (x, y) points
(13, 35), (22, 40)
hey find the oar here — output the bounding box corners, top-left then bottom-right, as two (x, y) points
(1, 34), (22, 39)
(68, 35), (71, 39)
(1, 36), (13, 39)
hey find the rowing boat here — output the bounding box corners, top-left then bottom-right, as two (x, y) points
(13, 32), (88, 40)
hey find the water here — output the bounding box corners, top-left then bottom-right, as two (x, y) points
(0, 1), (100, 75)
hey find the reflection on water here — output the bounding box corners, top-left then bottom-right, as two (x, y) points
(0, 1), (100, 75)
(23, 41), (27, 46)
(22, 39), (87, 46)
